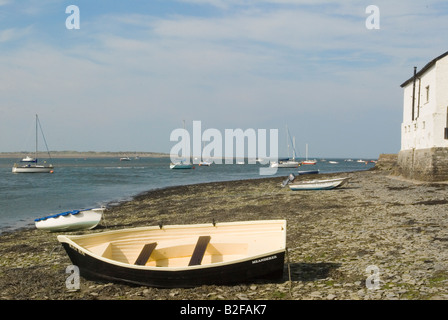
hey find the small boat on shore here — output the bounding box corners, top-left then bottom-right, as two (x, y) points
(35, 207), (105, 232)
(297, 169), (319, 175)
(57, 220), (286, 288)
(289, 177), (349, 191)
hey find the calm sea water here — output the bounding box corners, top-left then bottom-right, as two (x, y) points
(0, 156), (375, 233)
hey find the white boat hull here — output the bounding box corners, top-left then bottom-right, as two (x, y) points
(301, 161), (317, 165)
(170, 163), (194, 169)
(35, 207), (105, 232)
(289, 177), (349, 191)
(270, 161), (300, 168)
(12, 165), (54, 173)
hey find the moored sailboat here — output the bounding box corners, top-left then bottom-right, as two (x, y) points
(301, 144), (317, 165)
(170, 120), (194, 170)
(12, 115), (54, 173)
(270, 125), (300, 168)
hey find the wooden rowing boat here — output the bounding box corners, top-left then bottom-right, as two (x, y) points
(57, 220), (286, 288)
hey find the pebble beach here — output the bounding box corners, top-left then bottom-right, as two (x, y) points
(1, 163), (448, 301)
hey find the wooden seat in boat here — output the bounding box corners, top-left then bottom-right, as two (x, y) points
(134, 242), (157, 266)
(188, 236), (211, 266)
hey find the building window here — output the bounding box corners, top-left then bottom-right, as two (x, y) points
(445, 107), (448, 140)
(426, 86), (430, 103)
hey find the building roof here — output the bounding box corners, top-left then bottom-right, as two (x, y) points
(400, 51), (448, 88)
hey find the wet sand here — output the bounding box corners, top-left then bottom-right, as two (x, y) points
(1, 167), (448, 300)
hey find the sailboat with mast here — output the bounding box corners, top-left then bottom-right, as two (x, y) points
(12, 115), (54, 173)
(170, 120), (193, 169)
(270, 125), (300, 168)
(302, 143), (317, 165)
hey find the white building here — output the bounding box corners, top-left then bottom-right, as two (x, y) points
(401, 51), (448, 150)
(398, 51), (448, 181)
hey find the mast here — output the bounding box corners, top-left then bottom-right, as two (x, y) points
(293, 136), (296, 161)
(35, 114), (38, 162)
(183, 119), (188, 164)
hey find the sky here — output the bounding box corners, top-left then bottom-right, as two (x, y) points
(1, 0), (448, 159)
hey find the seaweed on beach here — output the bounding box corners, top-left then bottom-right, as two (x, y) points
(413, 199), (448, 206)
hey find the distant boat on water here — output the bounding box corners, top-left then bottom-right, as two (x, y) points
(301, 160), (317, 165)
(198, 160), (212, 166)
(170, 120), (194, 170)
(271, 158), (300, 168)
(270, 125), (300, 168)
(12, 114), (54, 173)
(301, 144), (317, 165)
(170, 161), (194, 169)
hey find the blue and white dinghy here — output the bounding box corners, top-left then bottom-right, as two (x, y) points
(35, 207), (105, 232)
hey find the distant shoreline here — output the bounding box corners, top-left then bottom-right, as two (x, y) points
(0, 151), (170, 159)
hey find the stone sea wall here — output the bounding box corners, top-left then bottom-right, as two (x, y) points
(398, 148), (448, 182)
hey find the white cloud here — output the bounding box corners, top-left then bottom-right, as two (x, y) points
(0, 26), (34, 42)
